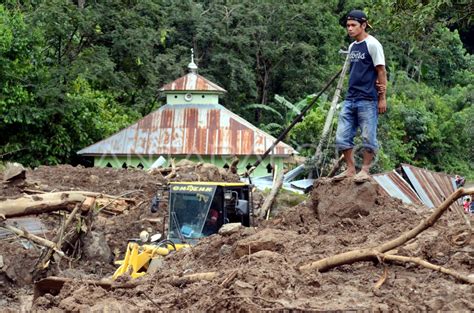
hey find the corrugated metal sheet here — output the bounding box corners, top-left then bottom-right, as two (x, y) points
(78, 103), (296, 156)
(159, 73), (227, 93)
(373, 170), (423, 205)
(0, 217), (48, 239)
(401, 164), (459, 209)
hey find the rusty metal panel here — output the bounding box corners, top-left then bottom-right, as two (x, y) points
(78, 103), (296, 157)
(171, 128), (184, 154)
(373, 171), (422, 205)
(254, 134), (266, 154)
(157, 128), (172, 153)
(160, 109), (173, 128)
(219, 129), (231, 155)
(160, 73), (227, 93)
(184, 108), (199, 128)
(401, 164), (459, 209)
(241, 129), (254, 155)
(208, 128), (218, 155)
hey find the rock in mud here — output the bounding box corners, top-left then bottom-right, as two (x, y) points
(89, 175), (100, 184)
(218, 223), (242, 236)
(312, 178), (381, 223)
(234, 228), (296, 257)
(219, 244), (233, 256)
(83, 231), (112, 263)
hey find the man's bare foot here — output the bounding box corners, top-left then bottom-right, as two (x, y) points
(353, 170), (371, 183)
(333, 170), (356, 181)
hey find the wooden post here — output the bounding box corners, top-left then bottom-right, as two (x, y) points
(258, 168), (285, 219)
(312, 55), (350, 177)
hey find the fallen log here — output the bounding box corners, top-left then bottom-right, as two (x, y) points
(0, 190), (137, 218)
(22, 189), (137, 201)
(257, 169), (285, 219)
(299, 187), (474, 283)
(0, 192), (87, 218)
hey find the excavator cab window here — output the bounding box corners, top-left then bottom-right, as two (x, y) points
(167, 183), (251, 244)
(168, 184), (217, 243)
(222, 186), (250, 227)
(202, 189), (223, 236)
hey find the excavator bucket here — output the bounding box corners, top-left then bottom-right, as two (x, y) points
(112, 242), (189, 280)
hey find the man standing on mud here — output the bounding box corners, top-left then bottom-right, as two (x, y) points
(334, 10), (387, 183)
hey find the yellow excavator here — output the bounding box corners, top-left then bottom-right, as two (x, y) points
(113, 181), (252, 279)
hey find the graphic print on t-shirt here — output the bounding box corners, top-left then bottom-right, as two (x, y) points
(349, 50), (366, 62)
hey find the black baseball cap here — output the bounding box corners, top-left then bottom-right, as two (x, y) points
(347, 10), (372, 29)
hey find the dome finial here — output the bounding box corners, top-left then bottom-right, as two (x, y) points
(188, 48), (198, 73)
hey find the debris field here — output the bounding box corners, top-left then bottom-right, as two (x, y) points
(1, 162), (473, 312)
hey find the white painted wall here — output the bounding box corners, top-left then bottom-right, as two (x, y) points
(166, 93), (219, 105)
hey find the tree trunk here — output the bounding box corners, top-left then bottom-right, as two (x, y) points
(0, 192), (87, 218)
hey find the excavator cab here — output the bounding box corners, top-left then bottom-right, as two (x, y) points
(167, 182), (252, 244)
(113, 182), (252, 280)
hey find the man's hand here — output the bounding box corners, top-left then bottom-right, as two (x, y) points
(376, 80), (386, 95)
(374, 66), (387, 114)
(378, 98), (387, 114)
(376, 81), (387, 114)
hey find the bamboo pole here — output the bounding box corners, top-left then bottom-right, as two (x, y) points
(313, 55), (350, 175)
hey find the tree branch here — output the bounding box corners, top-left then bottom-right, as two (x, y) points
(300, 187), (474, 274)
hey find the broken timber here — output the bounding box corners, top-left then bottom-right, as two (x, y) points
(0, 192), (87, 218)
(0, 191), (135, 218)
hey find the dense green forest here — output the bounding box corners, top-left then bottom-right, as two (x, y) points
(0, 0), (473, 178)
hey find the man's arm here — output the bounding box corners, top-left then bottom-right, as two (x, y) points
(375, 65), (387, 114)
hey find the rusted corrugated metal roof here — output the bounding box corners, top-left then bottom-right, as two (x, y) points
(373, 170), (422, 205)
(159, 72), (227, 93)
(78, 103), (296, 156)
(401, 164), (458, 209)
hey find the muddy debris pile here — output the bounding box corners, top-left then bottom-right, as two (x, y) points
(1, 165), (472, 311)
(0, 162), (241, 310)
